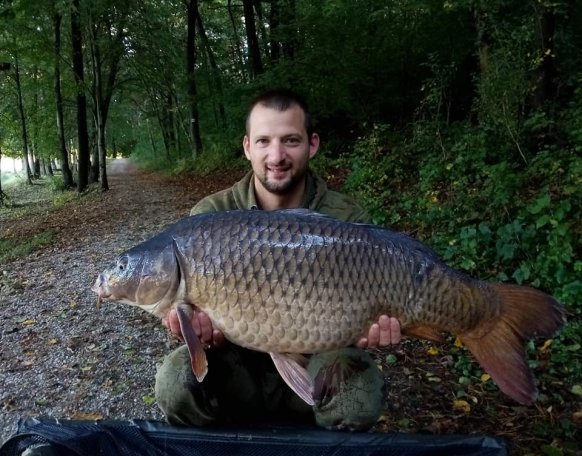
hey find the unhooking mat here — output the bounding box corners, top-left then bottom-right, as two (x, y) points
(0, 418), (509, 456)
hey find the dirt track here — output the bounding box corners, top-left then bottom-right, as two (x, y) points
(0, 160), (243, 443)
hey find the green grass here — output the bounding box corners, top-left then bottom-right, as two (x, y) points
(0, 230), (55, 264)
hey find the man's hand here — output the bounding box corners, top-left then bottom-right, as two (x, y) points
(162, 308), (225, 347)
(356, 315), (401, 348)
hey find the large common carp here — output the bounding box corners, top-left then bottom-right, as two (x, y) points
(92, 209), (565, 406)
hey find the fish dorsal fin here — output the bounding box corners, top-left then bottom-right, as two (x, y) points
(270, 352), (314, 406)
(278, 208), (334, 219)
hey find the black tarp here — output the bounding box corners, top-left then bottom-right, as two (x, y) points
(0, 418), (509, 456)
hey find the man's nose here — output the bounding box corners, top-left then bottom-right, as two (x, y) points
(268, 140), (286, 162)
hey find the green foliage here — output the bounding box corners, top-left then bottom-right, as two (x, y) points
(0, 230), (54, 264)
(48, 175), (66, 192)
(346, 118), (580, 310)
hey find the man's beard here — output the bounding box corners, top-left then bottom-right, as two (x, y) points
(258, 162), (308, 195)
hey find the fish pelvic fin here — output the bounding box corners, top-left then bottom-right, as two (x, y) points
(459, 283), (566, 405)
(176, 304), (208, 382)
(270, 353), (314, 406)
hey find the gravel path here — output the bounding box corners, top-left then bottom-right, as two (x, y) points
(0, 160), (239, 443)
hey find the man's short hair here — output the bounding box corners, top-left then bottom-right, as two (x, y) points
(246, 89), (313, 136)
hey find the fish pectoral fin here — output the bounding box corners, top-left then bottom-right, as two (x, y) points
(312, 355), (369, 405)
(403, 325), (444, 343)
(176, 304), (208, 382)
(270, 352), (314, 406)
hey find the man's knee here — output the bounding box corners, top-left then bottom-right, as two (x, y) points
(155, 345), (218, 426)
(308, 347), (384, 431)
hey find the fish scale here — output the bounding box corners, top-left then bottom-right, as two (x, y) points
(93, 209), (565, 405)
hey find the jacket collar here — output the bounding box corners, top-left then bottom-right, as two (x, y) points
(233, 170), (328, 210)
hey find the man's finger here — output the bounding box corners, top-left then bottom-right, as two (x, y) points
(355, 337), (367, 349)
(389, 317), (401, 344)
(367, 323), (380, 348)
(378, 315), (392, 346)
(198, 312), (213, 343)
(212, 329), (226, 347)
(168, 309), (182, 339)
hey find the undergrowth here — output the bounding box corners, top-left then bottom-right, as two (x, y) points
(342, 115), (581, 452)
(0, 230), (55, 264)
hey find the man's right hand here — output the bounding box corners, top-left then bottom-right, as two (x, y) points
(162, 308), (226, 348)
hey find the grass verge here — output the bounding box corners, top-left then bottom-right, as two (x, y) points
(0, 230), (55, 264)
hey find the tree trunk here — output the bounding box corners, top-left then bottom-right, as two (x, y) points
(269, 0), (281, 63)
(186, 0), (203, 158)
(281, 0), (297, 60)
(13, 53), (33, 185)
(89, 22), (106, 189)
(89, 120), (99, 183)
(53, 11), (74, 188)
(227, 0), (246, 81)
(71, 0), (90, 192)
(0, 146), (5, 207)
(196, 10), (226, 128)
(530, 5), (557, 108)
(87, 11), (123, 191)
(242, 0), (263, 79)
(472, 7), (490, 76)
(33, 151), (41, 178)
(253, 0), (271, 63)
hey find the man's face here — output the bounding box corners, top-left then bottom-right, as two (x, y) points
(243, 104), (319, 195)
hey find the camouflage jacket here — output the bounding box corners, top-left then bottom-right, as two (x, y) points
(190, 170), (371, 223)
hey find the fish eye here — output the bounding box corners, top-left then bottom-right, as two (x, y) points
(117, 256), (129, 271)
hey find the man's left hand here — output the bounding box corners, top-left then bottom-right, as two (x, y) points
(356, 315), (401, 348)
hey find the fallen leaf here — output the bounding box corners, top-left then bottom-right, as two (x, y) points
(71, 412), (104, 421)
(21, 319), (35, 325)
(454, 337), (463, 348)
(539, 339), (553, 352)
(453, 399), (471, 413)
(480, 373), (491, 382)
(48, 339), (58, 345)
(427, 346), (439, 356)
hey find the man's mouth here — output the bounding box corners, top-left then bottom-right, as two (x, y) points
(266, 165), (291, 178)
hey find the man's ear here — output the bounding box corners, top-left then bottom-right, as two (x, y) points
(308, 133), (320, 159)
(243, 135), (251, 160)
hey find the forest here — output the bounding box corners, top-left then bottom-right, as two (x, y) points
(0, 0), (580, 453)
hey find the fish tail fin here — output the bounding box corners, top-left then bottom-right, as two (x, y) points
(460, 283), (565, 405)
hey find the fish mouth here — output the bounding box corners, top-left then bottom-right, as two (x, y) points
(91, 274), (111, 309)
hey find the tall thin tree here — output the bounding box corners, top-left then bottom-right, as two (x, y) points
(53, 9), (74, 188)
(13, 52), (33, 185)
(186, 0), (203, 158)
(71, 0), (90, 192)
(242, 0), (263, 79)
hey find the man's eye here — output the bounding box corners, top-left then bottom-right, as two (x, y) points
(284, 138), (300, 145)
(256, 138), (268, 144)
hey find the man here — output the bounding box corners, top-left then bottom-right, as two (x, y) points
(155, 89), (401, 430)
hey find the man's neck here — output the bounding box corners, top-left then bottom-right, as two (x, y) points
(253, 176), (306, 210)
